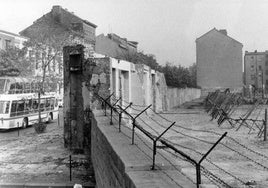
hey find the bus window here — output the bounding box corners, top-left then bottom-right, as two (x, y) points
(17, 100), (25, 116)
(0, 101), (4, 114)
(50, 98), (55, 110)
(40, 99), (46, 111)
(9, 83), (16, 94)
(45, 98), (51, 110)
(5, 101), (10, 114)
(25, 83), (31, 93)
(31, 82), (35, 93)
(15, 83), (23, 94)
(0, 101), (9, 114)
(25, 100), (31, 114)
(32, 100), (38, 112)
(11, 101), (17, 117)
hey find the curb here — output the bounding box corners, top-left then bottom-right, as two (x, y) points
(0, 183), (95, 188)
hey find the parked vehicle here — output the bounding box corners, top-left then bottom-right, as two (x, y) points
(0, 77), (59, 129)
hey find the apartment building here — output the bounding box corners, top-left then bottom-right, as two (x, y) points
(196, 28), (243, 95)
(0, 30), (27, 50)
(244, 51), (268, 90)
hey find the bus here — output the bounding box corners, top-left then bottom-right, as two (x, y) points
(0, 77), (59, 129)
(0, 92), (59, 129)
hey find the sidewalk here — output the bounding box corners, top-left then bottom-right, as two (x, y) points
(0, 122), (95, 187)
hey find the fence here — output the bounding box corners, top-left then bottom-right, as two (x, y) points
(93, 92), (262, 188)
(204, 90), (268, 140)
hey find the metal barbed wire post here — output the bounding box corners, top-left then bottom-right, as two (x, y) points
(264, 109), (267, 141)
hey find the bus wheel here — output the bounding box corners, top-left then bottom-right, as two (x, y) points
(22, 118), (28, 128)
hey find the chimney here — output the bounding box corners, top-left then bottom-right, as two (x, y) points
(52, 5), (62, 23)
(219, 29), (227, 36)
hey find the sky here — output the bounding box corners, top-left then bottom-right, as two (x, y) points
(1, 0), (268, 67)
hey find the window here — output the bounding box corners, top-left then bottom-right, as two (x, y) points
(251, 65), (254, 71)
(32, 100), (39, 112)
(45, 98), (51, 110)
(0, 101), (10, 114)
(10, 101), (17, 117)
(16, 101), (25, 116)
(5, 40), (11, 49)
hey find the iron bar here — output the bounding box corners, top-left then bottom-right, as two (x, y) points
(151, 122), (175, 170)
(69, 155), (72, 181)
(117, 103), (133, 132)
(132, 105), (152, 144)
(264, 109), (267, 141)
(197, 132), (227, 185)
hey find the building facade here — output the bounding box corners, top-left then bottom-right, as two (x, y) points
(20, 5), (97, 76)
(196, 28), (243, 95)
(19, 5), (97, 94)
(0, 30), (27, 50)
(244, 51), (268, 91)
(95, 33), (138, 60)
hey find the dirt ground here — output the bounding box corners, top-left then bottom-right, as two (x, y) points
(134, 105), (268, 188)
(0, 121), (95, 186)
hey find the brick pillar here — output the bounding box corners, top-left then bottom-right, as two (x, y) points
(63, 44), (85, 153)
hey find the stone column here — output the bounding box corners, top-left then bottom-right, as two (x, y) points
(63, 45), (85, 153)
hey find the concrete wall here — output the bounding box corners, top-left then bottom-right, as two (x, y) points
(196, 29), (243, 95)
(91, 110), (195, 188)
(167, 87), (201, 109)
(88, 54), (199, 112)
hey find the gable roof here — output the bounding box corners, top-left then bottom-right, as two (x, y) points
(196, 28), (243, 46)
(20, 5), (97, 36)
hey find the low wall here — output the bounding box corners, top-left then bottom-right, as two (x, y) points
(91, 110), (196, 188)
(167, 87), (201, 110)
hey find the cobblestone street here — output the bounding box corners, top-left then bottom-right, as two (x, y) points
(0, 114), (95, 187)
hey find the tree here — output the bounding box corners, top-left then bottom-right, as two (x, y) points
(22, 21), (85, 128)
(0, 47), (32, 77)
(188, 63), (197, 88)
(116, 49), (197, 88)
(161, 62), (197, 88)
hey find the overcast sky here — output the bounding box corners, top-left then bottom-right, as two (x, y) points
(0, 0), (268, 66)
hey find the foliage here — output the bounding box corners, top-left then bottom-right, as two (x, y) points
(0, 47), (32, 77)
(161, 63), (197, 88)
(21, 20), (85, 127)
(33, 122), (47, 134)
(117, 50), (197, 88)
(117, 50), (161, 71)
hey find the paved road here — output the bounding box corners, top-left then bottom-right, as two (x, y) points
(0, 108), (63, 139)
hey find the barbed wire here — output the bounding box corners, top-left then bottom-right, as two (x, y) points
(149, 107), (268, 161)
(97, 95), (263, 187)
